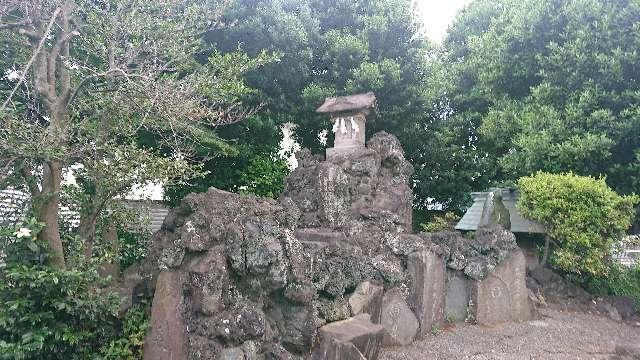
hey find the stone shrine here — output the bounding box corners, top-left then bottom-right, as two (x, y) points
(317, 92), (376, 160)
(137, 92), (532, 360)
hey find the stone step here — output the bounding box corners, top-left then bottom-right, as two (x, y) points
(295, 228), (347, 244)
(312, 314), (385, 360)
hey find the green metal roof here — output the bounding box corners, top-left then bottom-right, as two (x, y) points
(455, 189), (545, 233)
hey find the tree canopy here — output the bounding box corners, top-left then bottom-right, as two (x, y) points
(200, 0), (640, 217)
(437, 0), (640, 207)
(0, 0), (268, 267)
(1, 0), (640, 358)
(169, 0), (435, 205)
(208, 0), (430, 145)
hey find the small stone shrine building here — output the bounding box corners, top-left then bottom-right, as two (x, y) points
(455, 188), (545, 234)
(317, 92), (376, 160)
(456, 188), (546, 270)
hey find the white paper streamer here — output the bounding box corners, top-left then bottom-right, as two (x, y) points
(350, 117), (359, 133)
(332, 118), (339, 133)
(340, 118), (347, 134)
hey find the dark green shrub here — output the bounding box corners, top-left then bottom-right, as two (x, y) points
(99, 305), (149, 360)
(573, 263), (640, 310)
(0, 220), (148, 360)
(517, 172), (638, 275)
(420, 212), (461, 233)
(0, 265), (120, 360)
(118, 230), (151, 270)
(239, 151), (290, 198)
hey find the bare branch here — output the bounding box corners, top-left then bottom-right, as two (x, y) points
(0, 6), (61, 112)
(17, 27), (40, 39)
(66, 69), (146, 108)
(0, 19), (30, 29)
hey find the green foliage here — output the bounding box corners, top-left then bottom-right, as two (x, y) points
(0, 221), (120, 360)
(165, 115), (289, 205)
(430, 324), (442, 336)
(517, 172), (639, 275)
(0, 265), (120, 360)
(195, 0), (433, 206)
(98, 306), (149, 360)
(572, 263), (640, 310)
(240, 152), (289, 198)
(1, 0), (272, 267)
(117, 230), (151, 271)
(0, 220), (150, 360)
(438, 0), (640, 212)
(420, 212), (461, 233)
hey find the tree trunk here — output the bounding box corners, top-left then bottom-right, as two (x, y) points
(103, 223), (120, 279)
(541, 235), (551, 268)
(80, 211), (98, 262)
(38, 160), (65, 268)
(28, 2), (75, 270)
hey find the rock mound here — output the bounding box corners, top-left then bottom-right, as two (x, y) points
(140, 131), (533, 359)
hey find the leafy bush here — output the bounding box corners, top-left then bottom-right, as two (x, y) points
(420, 212), (461, 233)
(0, 221), (119, 359)
(239, 151), (290, 198)
(117, 230), (151, 271)
(517, 172), (639, 275)
(0, 265), (120, 360)
(99, 305), (149, 360)
(0, 220), (148, 360)
(573, 263), (640, 310)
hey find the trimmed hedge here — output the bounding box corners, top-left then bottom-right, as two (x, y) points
(517, 172), (638, 275)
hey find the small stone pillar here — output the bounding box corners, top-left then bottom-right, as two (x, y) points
(316, 92), (376, 160)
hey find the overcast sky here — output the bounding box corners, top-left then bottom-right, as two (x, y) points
(415, 0), (471, 42)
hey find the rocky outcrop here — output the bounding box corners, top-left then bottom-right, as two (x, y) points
(348, 281), (384, 323)
(143, 271), (188, 360)
(444, 271), (470, 322)
(282, 132), (414, 253)
(142, 176), (414, 357)
(407, 249), (445, 335)
(380, 291), (419, 346)
(425, 224), (518, 280)
(141, 131), (535, 359)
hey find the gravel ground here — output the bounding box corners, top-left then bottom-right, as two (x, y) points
(380, 308), (640, 360)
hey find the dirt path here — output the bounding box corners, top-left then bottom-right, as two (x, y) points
(380, 308), (640, 360)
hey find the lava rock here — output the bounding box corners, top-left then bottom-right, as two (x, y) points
(380, 292), (419, 346)
(311, 314), (384, 360)
(470, 249), (532, 326)
(609, 296), (637, 320)
(407, 249), (446, 336)
(216, 347), (245, 360)
(444, 270), (470, 322)
(143, 271), (188, 360)
(348, 281), (384, 323)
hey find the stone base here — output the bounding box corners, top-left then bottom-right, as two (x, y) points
(326, 146), (367, 161)
(470, 249), (532, 326)
(408, 250), (446, 336)
(312, 314), (385, 360)
(381, 293), (419, 346)
(444, 270), (470, 322)
(143, 271), (187, 360)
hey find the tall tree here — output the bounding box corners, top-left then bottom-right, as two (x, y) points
(431, 0), (640, 211)
(0, 0), (267, 268)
